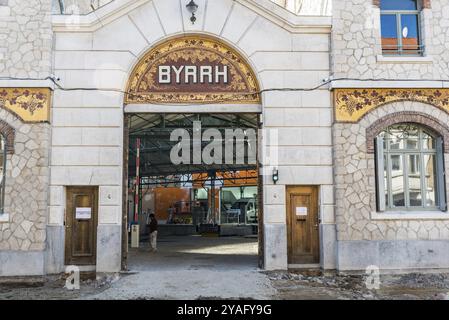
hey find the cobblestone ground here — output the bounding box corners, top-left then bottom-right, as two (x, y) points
(1, 236), (449, 300)
(1, 271), (449, 300)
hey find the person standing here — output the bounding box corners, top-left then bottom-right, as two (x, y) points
(148, 213), (158, 252)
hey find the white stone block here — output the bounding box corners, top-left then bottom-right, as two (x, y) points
(99, 147), (122, 166)
(239, 17), (292, 56)
(264, 185), (285, 205)
(52, 108), (122, 127)
(100, 186), (121, 206)
(276, 146), (333, 166)
(48, 206), (64, 226)
(92, 15), (148, 56)
(53, 90), (124, 108)
(81, 128), (122, 146)
(52, 108), (100, 127)
(320, 185), (334, 205)
(52, 127), (83, 146)
(56, 69), (128, 90)
(264, 127), (331, 146)
(259, 70), (330, 90)
(301, 90), (332, 108)
(320, 205), (335, 224)
(221, 3), (257, 44)
(292, 33), (330, 52)
(99, 205), (121, 224)
(264, 204), (286, 224)
(50, 167), (121, 185)
(54, 51), (136, 72)
(152, 0), (183, 35)
(263, 108), (332, 127)
(128, 1), (166, 44)
(268, 166), (333, 185)
(49, 186), (64, 206)
(263, 91), (302, 108)
(55, 33), (93, 51)
(203, 0), (234, 35)
(51, 147), (100, 166)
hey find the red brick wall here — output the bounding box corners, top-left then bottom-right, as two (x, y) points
(0, 120), (15, 154)
(366, 111), (449, 154)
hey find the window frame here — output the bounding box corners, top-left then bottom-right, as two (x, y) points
(376, 124), (446, 212)
(0, 134), (6, 215)
(380, 0), (424, 56)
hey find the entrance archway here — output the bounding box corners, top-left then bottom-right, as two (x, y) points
(121, 34), (263, 272)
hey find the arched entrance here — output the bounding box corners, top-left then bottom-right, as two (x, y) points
(121, 34), (263, 272)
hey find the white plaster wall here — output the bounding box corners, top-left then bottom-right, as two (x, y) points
(52, 0), (333, 271)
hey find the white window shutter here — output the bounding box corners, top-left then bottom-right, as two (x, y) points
(436, 137), (447, 211)
(375, 136), (386, 212)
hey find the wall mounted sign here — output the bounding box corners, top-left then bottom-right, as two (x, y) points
(75, 207), (92, 220)
(125, 35), (261, 105)
(296, 207), (308, 216)
(334, 88), (449, 123)
(0, 88), (51, 123)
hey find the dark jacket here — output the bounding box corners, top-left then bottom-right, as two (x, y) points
(149, 218), (158, 233)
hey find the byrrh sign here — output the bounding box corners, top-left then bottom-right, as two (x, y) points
(125, 35), (260, 104)
(158, 65), (229, 85)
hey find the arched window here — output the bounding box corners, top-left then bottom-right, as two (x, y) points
(376, 123), (446, 211)
(0, 135), (6, 214)
(380, 0), (423, 56)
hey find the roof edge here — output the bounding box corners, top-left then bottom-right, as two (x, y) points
(52, 0), (331, 33)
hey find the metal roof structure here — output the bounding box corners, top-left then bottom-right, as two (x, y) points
(128, 113), (259, 186)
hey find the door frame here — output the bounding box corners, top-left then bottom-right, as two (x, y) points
(64, 186), (99, 266)
(286, 185), (320, 266)
(121, 112), (264, 270)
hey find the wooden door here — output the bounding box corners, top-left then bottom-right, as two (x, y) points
(65, 187), (98, 265)
(286, 186), (320, 264)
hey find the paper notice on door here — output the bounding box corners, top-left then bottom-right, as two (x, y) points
(76, 207), (92, 220)
(296, 207), (308, 216)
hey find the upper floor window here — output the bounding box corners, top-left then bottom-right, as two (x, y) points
(0, 135), (6, 214)
(376, 124), (446, 212)
(380, 0), (423, 56)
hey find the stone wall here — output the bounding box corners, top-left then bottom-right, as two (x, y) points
(331, 0), (449, 79)
(0, 0), (52, 276)
(0, 0), (52, 78)
(333, 101), (449, 242)
(0, 108), (50, 273)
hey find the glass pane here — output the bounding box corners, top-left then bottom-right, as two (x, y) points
(408, 154), (422, 206)
(381, 14), (398, 54)
(388, 124), (419, 150)
(424, 154), (437, 207)
(405, 125), (419, 149)
(391, 154), (405, 207)
(401, 14), (420, 54)
(384, 155), (389, 208)
(0, 137), (4, 186)
(422, 131), (436, 150)
(381, 0), (418, 10)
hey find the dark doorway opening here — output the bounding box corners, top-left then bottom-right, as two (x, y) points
(122, 113), (263, 272)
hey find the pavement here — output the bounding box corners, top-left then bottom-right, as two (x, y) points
(2, 235), (449, 300)
(89, 235), (275, 300)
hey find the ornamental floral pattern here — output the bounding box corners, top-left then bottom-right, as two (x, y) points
(334, 88), (449, 123)
(0, 88), (51, 122)
(125, 35), (261, 105)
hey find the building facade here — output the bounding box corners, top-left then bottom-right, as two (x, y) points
(331, 0), (449, 271)
(0, 0), (448, 277)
